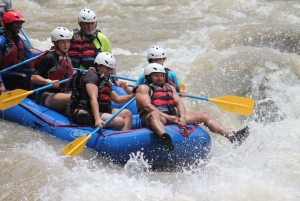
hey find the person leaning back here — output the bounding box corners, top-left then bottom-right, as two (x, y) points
(134, 63), (250, 152)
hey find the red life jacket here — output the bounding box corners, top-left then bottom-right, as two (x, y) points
(149, 83), (178, 115)
(68, 28), (101, 69)
(47, 54), (73, 90)
(98, 82), (112, 113)
(0, 34), (24, 69)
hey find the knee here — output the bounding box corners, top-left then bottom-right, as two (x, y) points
(149, 111), (160, 120)
(123, 109), (132, 117)
(193, 111), (213, 124)
(114, 117), (125, 129)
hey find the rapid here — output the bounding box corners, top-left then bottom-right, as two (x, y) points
(1, 0), (300, 200)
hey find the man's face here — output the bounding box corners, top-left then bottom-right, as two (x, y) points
(150, 72), (165, 85)
(79, 21), (96, 35)
(10, 21), (23, 35)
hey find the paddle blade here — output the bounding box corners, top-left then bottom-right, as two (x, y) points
(62, 134), (92, 156)
(0, 89), (33, 110)
(209, 96), (255, 116)
(180, 83), (186, 90)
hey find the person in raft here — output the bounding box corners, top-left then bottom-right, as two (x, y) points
(31, 27), (73, 115)
(69, 52), (134, 130)
(135, 46), (187, 97)
(69, 8), (120, 86)
(133, 63), (249, 152)
(0, 11), (33, 94)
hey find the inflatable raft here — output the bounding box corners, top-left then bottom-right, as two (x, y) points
(0, 76), (211, 166)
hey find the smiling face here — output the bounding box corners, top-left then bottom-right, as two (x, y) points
(9, 21), (23, 35)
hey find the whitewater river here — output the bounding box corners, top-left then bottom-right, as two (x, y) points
(1, 0), (300, 200)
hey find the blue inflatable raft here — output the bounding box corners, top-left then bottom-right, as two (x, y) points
(0, 84), (211, 166)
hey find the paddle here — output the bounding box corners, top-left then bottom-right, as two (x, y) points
(0, 78), (70, 110)
(0, 54), (42, 74)
(62, 97), (136, 157)
(180, 94), (254, 116)
(21, 28), (35, 49)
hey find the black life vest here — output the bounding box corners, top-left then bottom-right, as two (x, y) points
(0, 31), (24, 69)
(69, 70), (112, 119)
(68, 28), (102, 69)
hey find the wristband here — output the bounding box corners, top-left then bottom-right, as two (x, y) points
(46, 79), (52, 84)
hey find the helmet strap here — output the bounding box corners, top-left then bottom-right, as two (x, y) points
(54, 42), (67, 56)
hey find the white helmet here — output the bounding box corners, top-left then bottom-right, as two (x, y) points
(147, 46), (167, 62)
(78, 8), (97, 23)
(94, 52), (116, 68)
(51, 27), (72, 43)
(144, 63), (165, 78)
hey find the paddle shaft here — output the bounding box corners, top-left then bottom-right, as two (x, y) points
(89, 97), (136, 135)
(21, 28), (35, 49)
(73, 68), (138, 82)
(62, 97), (136, 156)
(0, 54), (41, 74)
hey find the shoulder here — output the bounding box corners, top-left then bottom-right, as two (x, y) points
(135, 84), (150, 93)
(83, 70), (100, 84)
(41, 51), (57, 61)
(97, 32), (110, 41)
(167, 70), (177, 77)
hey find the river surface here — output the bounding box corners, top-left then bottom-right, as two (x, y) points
(1, 0), (300, 200)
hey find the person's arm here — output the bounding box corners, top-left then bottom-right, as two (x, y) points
(5, 0), (14, 12)
(31, 53), (60, 88)
(0, 74), (5, 94)
(171, 85), (187, 125)
(86, 83), (105, 127)
(110, 90), (134, 104)
(0, 36), (7, 64)
(118, 80), (133, 94)
(21, 38), (33, 58)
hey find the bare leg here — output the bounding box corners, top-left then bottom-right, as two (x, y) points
(101, 113), (125, 130)
(186, 111), (232, 139)
(45, 93), (71, 113)
(112, 108), (132, 130)
(144, 111), (174, 151)
(144, 111), (167, 137)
